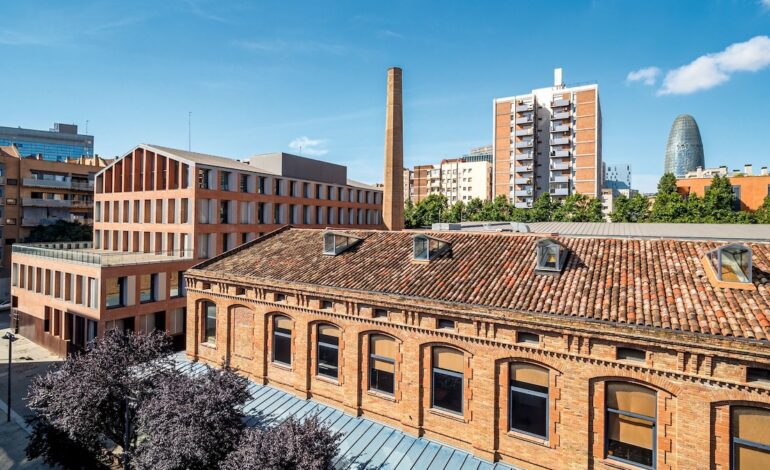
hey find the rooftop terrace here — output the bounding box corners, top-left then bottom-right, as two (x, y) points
(12, 242), (192, 267)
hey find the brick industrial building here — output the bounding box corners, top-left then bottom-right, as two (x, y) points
(494, 68), (602, 208)
(10, 144), (383, 355)
(0, 145), (108, 298)
(183, 68), (770, 469)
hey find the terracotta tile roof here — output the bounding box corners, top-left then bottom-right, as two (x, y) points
(192, 228), (770, 342)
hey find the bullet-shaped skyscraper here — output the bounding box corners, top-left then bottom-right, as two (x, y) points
(664, 114), (704, 177)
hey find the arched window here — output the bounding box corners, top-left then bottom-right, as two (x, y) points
(272, 315), (292, 366)
(202, 301), (216, 343)
(431, 347), (464, 414)
(369, 335), (396, 394)
(731, 406), (770, 469)
(606, 382), (656, 468)
(317, 324), (340, 379)
(510, 363), (549, 439)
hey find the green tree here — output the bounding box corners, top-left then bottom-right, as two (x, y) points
(403, 198), (417, 228)
(411, 193), (448, 227)
(478, 195), (513, 221)
(649, 173), (687, 222)
(754, 196), (770, 224)
(528, 193), (559, 222)
(446, 201), (465, 223)
(702, 175), (739, 223)
(464, 198), (484, 221)
(552, 193), (604, 222)
(26, 220), (92, 243)
(610, 194), (649, 223)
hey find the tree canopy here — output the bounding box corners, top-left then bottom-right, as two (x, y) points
(26, 220), (92, 243)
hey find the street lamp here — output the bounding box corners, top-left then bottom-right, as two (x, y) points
(2, 331), (17, 423)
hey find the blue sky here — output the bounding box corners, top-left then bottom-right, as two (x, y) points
(1, 1), (769, 192)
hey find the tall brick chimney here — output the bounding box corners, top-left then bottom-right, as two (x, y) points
(383, 67), (404, 231)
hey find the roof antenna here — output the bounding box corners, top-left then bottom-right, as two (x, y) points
(188, 112), (192, 151)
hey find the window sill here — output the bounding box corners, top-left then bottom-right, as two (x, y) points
(427, 407), (466, 423)
(367, 389), (397, 402)
(315, 375), (340, 386)
(271, 361), (292, 371)
(199, 341), (216, 350)
(106, 305), (124, 310)
(506, 430), (549, 447)
(602, 457), (652, 470)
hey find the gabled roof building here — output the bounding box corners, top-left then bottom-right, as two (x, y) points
(185, 226), (770, 469)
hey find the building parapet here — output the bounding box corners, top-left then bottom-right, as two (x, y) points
(12, 242), (193, 267)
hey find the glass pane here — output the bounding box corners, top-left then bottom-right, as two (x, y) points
(721, 246), (751, 282)
(414, 237), (428, 260)
(324, 234), (335, 253)
(205, 303), (216, 342)
(140, 275), (152, 302)
(735, 442), (770, 470)
(274, 334), (291, 365)
(370, 368), (394, 394)
(607, 382), (656, 418)
(510, 389), (547, 438)
(317, 344), (338, 379)
(433, 370), (463, 413)
(733, 407), (770, 445)
(607, 413), (654, 466)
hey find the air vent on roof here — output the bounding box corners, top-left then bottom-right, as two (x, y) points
(323, 231), (363, 256)
(702, 244), (754, 290)
(413, 234), (451, 262)
(535, 238), (568, 274)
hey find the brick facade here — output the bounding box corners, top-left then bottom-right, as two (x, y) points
(185, 276), (770, 469)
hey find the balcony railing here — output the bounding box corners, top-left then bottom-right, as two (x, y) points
(550, 175), (569, 183)
(515, 140), (534, 148)
(515, 128), (533, 137)
(551, 150), (571, 158)
(550, 187), (569, 196)
(516, 114), (534, 123)
(515, 103), (533, 112)
(551, 111), (570, 120)
(550, 162), (570, 171)
(515, 152), (534, 161)
(552, 98), (570, 108)
(514, 165), (533, 172)
(550, 137), (570, 146)
(22, 178), (94, 191)
(514, 189), (533, 197)
(514, 201), (533, 209)
(550, 124), (570, 133)
(12, 242), (194, 267)
(514, 178), (531, 184)
(21, 198), (93, 208)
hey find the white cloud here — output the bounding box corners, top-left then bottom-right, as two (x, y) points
(288, 137), (329, 157)
(658, 35), (770, 95)
(626, 67), (661, 86)
(233, 39), (349, 55)
(762, 0), (770, 9)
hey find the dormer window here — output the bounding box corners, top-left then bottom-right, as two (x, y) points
(702, 244), (754, 290)
(413, 234), (451, 262)
(535, 238), (567, 274)
(323, 231), (362, 256)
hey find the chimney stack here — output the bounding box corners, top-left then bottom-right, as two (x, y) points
(744, 163), (753, 175)
(383, 67), (404, 231)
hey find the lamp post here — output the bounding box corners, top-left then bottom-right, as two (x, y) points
(3, 331), (17, 423)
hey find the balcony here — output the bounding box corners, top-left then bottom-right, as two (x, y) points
(515, 128), (533, 137)
(550, 162), (570, 171)
(550, 187), (569, 196)
(515, 201), (533, 209)
(514, 165), (533, 173)
(550, 124), (570, 133)
(550, 175), (569, 183)
(551, 111), (570, 120)
(516, 114), (534, 124)
(21, 198), (93, 208)
(22, 178), (94, 191)
(12, 242), (194, 267)
(514, 177), (531, 185)
(515, 188), (533, 197)
(551, 150), (571, 158)
(552, 98), (570, 108)
(515, 152), (534, 161)
(515, 139), (534, 148)
(515, 103), (533, 112)
(550, 137), (570, 146)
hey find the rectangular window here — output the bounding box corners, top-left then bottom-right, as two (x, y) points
(169, 271), (181, 298)
(617, 347), (646, 363)
(273, 316), (292, 366)
(369, 335), (396, 394)
(205, 302), (216, 343)
(220, 201), (230, 224)
(747, 367), (770, 386)
(106, 277), (125, 308)
(220, 171), (231, 191)
(437, 318), (455, 330)
(432, 347), (464, 414)
(240, 174), (249, 192)
(317, 324), (339, 379)
(321, 300), (333, 310)
(606, 382), (656, 468)
(517, 331), (540, 345)
(198, 169), (210, 189)
(373, 308), (388, 319)
(44, 307), (51, 333)
(140, 274), (156, 303)
(510, 364), (549, 439)
(170, 308), (185, 335)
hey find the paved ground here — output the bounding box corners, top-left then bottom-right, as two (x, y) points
(0, 311), (59, 470)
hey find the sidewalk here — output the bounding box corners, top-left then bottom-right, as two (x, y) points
(0, 312), (60, 470)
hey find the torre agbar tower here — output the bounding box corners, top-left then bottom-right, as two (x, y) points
(493, 68), (602, 208)
(10, 144), (383, 355)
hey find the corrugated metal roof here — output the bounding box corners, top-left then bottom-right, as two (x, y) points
(175, 356), (517, 469)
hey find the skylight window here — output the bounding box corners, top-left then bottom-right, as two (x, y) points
(535, 238), (568, 274)
(412, 234), (451, 262)
(322, 231), (362, 256)
(703, 244), (754, 290)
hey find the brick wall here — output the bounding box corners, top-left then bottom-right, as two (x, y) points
(185, 278), (770, 469)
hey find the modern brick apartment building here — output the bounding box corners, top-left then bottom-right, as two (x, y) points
(676, 164), (770, 211)
(404, 146), (493, 204)
(10, 144), (382, 355)
(185, 227), (770, 469)
(494, 68), (602, 208)
(0, 145), (108, 298)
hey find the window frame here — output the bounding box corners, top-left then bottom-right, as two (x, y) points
(509, 363), (549, 440)
(316, 324), (340, 380)
(605, 382), (657, 469)
(431, 347), (464, 415)
(203, 301), (216, 344)
(731, 406), (770, 470)
(272, 315), (292, 366)
(368, 334), (396, 395)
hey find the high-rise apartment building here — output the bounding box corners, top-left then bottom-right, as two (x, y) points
(0, 123), (94, 162)
(404, 147), (493, 204)
(10, 144), (383, 355)
(493, 68), (602, 208)
(604, 163), (632, 191)
(0, 145), (108, 298)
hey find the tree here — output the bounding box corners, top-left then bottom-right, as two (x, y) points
(528, 193), (559, 222)
(26, 330), (172, 468)
(478, 195), (513, 221)
(403, 198), (417, 228)
(446, 201), (465, 223)
(26, 220), (92, 243)
(221, 415), (341, 470)
(411, 194), (448, 227)
(133, 366), (250, 470)
(754, 196), (770, 224)
(649, 173), (687, 222)
(464, 198), (484, 221)
(611, 194), (650, 223)
(702, 175), (739, 223)
(552, 194), (604, 222)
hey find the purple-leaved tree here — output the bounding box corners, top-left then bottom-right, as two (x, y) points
(220, 415), (342, 470)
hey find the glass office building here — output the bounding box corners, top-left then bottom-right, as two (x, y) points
(0, 123), (93, 162)
(664, 115), (704, 177)
(605, 164), (631, 190)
